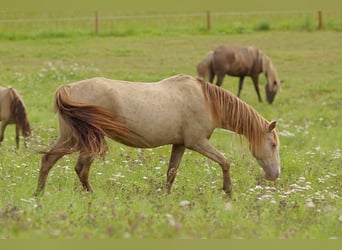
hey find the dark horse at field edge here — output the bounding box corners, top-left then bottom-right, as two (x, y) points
(197, 45), (282, 104)
(0, 86), (31, 148)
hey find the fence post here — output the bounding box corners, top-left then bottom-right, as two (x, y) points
(318, 10), (323, 30)
(206, 10), (211, 31)
(95, 10), (99, 35)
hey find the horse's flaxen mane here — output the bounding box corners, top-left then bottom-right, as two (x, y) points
(198, 78), (268, 147)
(8, 88), (31, 137)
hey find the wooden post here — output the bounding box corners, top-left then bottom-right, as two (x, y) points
(95, 10), (99, 35)
(318, 10), (323, 30)
(206, 10), (211, 31)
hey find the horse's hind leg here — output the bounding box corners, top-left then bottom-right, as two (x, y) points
(74, 152), (95, 193)
(34, 138), (70, 196)
(166, 144), (185, 194)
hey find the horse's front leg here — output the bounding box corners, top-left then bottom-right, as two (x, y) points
(252, 75), (262, 102)
(215, 74), (225, 87)
(166, 144), (185, 194)
(190, 139), (232, 197)
(0, 121), (7, 145)
(15, 125), (19, 149)
(209, 72), (215, 84)
(237, 76), (245, 97)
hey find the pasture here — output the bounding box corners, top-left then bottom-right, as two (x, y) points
(0, 9), (341, 239)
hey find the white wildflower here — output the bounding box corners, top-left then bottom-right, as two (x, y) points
(306, 198), (315, 208)
(179, 200), (191, 207)
(224, 202), (232, 211)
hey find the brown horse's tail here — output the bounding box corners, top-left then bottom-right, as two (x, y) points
(9, 88), (31, 137)
(53, 85), (146, 157)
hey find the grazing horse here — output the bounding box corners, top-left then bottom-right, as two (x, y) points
(197, 46), (281, 104)
(34, 75), (280, 196)
(0, 87), (31, 148)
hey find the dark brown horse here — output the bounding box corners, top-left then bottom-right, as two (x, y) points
(34, 75), (280, 197)
(197, 46), (281, 104)
(0, 87), (31, 148)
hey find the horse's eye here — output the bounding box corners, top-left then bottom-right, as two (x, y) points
(271, 143), (277, 148)
(273, 81), (277, 85)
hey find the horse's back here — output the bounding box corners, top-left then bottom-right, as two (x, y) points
(61, 75), (214, 147)
(213, 46), (262, 76)
(67, 75), (203, 108)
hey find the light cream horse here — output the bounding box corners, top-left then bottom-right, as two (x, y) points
(0, 86), (31, 148)
(34, 75), (281, 196)
(197, 46), (282, 104)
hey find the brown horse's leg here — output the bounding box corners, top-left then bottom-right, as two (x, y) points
(252, 76), (262, 102)
(237, 76), (245, 97)
(166, 144), (185, 194)
(0, 121), (7, 145)
(15, 125), (19, 149)
(34, 138), (70, 196)
(215, 74), (225, 87)
(74, 152), (95, 193)
(209, 72), (215, 84)
(190, 139), (232, 196)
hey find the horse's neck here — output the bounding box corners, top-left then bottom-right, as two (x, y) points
(262, 54), (276, 77)
(201, 81), (267, 142)
(219, 93), (267, 144)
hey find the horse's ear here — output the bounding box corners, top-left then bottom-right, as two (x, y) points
(281, 80), (285, 84)
(268, 120), (277, 132)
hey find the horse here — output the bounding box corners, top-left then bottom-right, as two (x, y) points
(197, 45), (282, 104)
(196, 50), (214, 82)
(0, 86), (31, 148)
(34, 75), (281, 197)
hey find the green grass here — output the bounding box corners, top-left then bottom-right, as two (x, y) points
(0, 11), (342, 40)
(0, 10), (341, 239)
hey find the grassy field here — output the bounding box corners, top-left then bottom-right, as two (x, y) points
(0, 6), (341, 239)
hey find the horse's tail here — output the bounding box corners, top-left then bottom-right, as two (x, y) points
(9, 88), (31, 137)
(197, 51), (214, 81)
(53, 85), (146, 157)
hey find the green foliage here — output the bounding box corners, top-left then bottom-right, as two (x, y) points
(255, 20), (271, 31)
(0, 11), (341, 39)
(0, 23), (341, 239)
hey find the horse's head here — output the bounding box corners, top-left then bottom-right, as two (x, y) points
(249, 121), (281, 181)
(265, 79), (281, 104)
(262, 55), (281, 104)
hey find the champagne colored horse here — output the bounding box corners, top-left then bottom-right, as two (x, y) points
(0, 87), (31, 148)
(34, 75), (281, 196)
(197, 46), (281, 104)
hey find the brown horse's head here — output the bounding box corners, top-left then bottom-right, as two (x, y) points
(265, 80), (280, 104)
(262, 55), (282, 104)
(14, 97), (31, 137)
